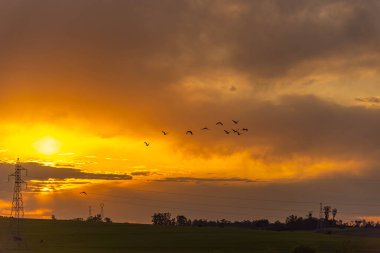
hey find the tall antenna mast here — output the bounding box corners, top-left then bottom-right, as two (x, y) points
(7, 158), (28, 250)
(100, 203), (104, 219)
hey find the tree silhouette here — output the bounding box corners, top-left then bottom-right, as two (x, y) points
(87, 214), (102, 222)
(286, 215), (299, 224)
(176, 215), (191, 226)
(323, 206), (331, 221)
(104, 217), (112, 223)
(152, 212), (174, 226)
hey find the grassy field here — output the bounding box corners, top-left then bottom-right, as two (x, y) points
(0, 219), (379, 253)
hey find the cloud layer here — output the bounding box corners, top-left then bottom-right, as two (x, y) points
(1, 0), (380, 178)
(1, 0), (380, 222)
(1, 0), (380, 115)
(0, 163), (132, 193)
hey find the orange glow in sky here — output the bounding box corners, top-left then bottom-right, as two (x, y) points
(34, 137), (61, 155)
(1, 0), (380, 223)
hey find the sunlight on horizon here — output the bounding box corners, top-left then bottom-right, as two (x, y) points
(34, 137), (61, 155)
(0, 121), (365, 185)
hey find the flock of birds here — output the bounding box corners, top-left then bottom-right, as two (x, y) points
(143, 120), (248, 146)
(78, 120), (248, 193)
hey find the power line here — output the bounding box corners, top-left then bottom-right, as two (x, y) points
(82, 189), (380, 207)
(81, 191), (380, 220)
(103, 187), (380, 208)
(87, 192), (313, 213)
(88, 195), (288, 220)
(19, 184), (380, 219)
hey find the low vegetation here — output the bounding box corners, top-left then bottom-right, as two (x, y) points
(0, 218), (379, 252)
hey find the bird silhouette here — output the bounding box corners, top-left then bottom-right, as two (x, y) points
(144, 142), (150, 146)
(186, 130), (193, 135)
(232, 129), (239, 133)
(162, 131), (168, 135)
(216, 122), (223, 126)
(242, 128), (248, 131)
(232, 120), (239, 124)
(224, 130), (230, 134)
(201, 127), (209, 130)
(80, 192), (87, 195)
(236, 131), (241, 135)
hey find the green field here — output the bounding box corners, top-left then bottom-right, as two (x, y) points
(0, 219), (379, 253)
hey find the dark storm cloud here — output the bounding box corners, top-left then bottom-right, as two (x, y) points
(0, 162), (132, 193)
(0, 0), (379, 139)
(1, 0), (380, 99)
(226, 0), (380, 77)
(169, 95), (380, 163)
(0, 163), (132, 181)
(0, 0), (379, 172)
(247, 95), (380, 159)
(131, 171), (157, 176)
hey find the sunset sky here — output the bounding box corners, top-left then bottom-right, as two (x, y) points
(1, 0), (380, 223)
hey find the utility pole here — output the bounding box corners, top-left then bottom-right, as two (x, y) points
(7, 158), (29, 250)
(100, 203), (104, 220)
(88, 206), (92, 217)
(318, 202), (324, 231)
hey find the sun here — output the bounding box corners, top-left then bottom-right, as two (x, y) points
(34, 137), (61, 155)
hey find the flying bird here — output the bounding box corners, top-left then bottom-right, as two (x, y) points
(186, 130), (193, 135)
(232, 120), (239, 124)
(162, 131), (168, 135)
(232, 129), (239, 133)
(201, 127), (209, 130)
(216, 122), (223, 126)
(224, 130), (230, 134)
(242, 128), (248, 131)
(144, 142), (150, 146)
(80, 192), (87, 195)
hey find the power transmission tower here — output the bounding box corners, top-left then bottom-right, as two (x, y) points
(7, 158), (29, 250)
(100, 203), (104, 220)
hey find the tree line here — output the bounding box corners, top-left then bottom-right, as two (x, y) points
(152, 206), (380, 230)
(58, 214), (113, 223)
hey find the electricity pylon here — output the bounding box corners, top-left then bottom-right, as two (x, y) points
(7, 158), (29, 250)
